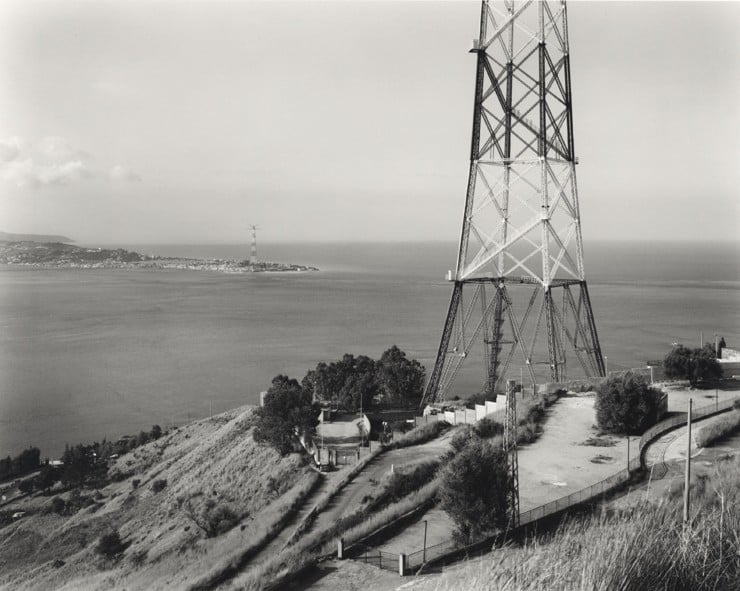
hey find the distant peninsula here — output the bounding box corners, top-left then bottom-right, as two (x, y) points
(0, 240), (319, 274)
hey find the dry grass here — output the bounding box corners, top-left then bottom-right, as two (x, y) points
(0, 407), (318, 591)
(696, 410), (740, 448)
(389, 421), (452, 449)
(425, 457), (740, 591)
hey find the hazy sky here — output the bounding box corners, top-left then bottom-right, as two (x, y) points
(1, 1), (738, 244)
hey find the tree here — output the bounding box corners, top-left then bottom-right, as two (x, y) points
(253, 375), (320, 455)
(376, 345), (426, 407)
(595, 372), (664, 435)
(438, 438), (511, 544)
(663, 345), (722, 386)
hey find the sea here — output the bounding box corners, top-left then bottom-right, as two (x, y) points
(1, 241), (738, 458)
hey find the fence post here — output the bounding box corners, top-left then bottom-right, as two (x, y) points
(399, 553), (406, 576)
(337, 538), (344, 559)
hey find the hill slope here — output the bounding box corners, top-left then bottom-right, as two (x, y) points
(0, 407), (317, 590)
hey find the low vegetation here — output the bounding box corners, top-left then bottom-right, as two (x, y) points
(388, 420), (451, 449)
(696, 409), (740, 448)
(428, 456), (740, 591)
(596, 372), (664, 434)
(362, 460), (440, 513)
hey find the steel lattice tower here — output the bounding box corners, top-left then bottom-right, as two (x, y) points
(421, 0), (605, 407)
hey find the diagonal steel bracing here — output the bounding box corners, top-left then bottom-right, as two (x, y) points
(421, 0), (604, 408)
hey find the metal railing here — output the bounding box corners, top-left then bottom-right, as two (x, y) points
(351, 544), (398, 573)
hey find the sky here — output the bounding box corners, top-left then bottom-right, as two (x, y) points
(0, 0), (738, 244)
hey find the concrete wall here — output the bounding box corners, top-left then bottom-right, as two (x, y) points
(720, 360), (740, 377)
(721, 347), (740, 362)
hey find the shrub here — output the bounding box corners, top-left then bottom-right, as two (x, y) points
(50, 496), (66, 514)
(475, 416), (504, 439)
(595, 372), (664, 435)
(439, 438), (511, 544)
(131, 479), (141, 489)
(96, 530), (125, 558)
(151, 479), (167, 493)
(182, 498), (239, 538)
(734, 398), (740, 410)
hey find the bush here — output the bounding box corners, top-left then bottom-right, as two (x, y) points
(182, 498), (239, 538)
(439, 438), (511, 544)
(97, 530), (125, 558)
(50, 496), (65, 514)
(475, 416), (504, 439)
(595, 372), (663, 435)
(151, 479), (167, 493)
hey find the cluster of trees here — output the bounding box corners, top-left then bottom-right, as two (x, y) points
(595, 373), (664, 435)
(303, 346), (426, 411)
(253, 346), (425, 455)
(663, 344), (722, 386)
(0, 447), (41, 481)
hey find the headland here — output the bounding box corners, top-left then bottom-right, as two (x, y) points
(0, 240), (319, 274)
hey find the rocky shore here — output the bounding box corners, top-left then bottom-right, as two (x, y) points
(0, 241), (319, 274)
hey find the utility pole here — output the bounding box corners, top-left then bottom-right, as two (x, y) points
(683, 398), (692, 524)
(422, 520), (428, 563)
(504, 380), (520, 528)
(627, 436), (630, 472)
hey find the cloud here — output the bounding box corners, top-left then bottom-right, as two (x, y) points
(109, 164), (141, 182)
(0, 158), (93, 188)
(0, 137), (139, 188)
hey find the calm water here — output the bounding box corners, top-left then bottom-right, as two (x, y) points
(1, 241), (738, 458)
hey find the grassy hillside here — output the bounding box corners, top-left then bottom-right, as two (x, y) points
(0, 407), (317, 590)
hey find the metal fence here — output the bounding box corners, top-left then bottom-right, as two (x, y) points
(406, 539), (456, 571)
(351, 544), (398, 573)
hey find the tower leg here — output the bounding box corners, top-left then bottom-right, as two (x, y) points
(422, 282), (462, 408)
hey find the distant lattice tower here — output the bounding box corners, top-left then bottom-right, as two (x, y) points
(249, 225), (259, 264)
(421, 0), (605, 406)
(503, 379), (520, 528)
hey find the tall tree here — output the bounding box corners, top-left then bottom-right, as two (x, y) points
(253, 375), (320, 455)
(439, 438), (511, 544)
(376, 345), (426, 406)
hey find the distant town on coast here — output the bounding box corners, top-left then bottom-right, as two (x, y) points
(0, 232), (319, 274)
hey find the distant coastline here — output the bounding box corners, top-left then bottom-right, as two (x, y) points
(0, 240), (319, 274)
